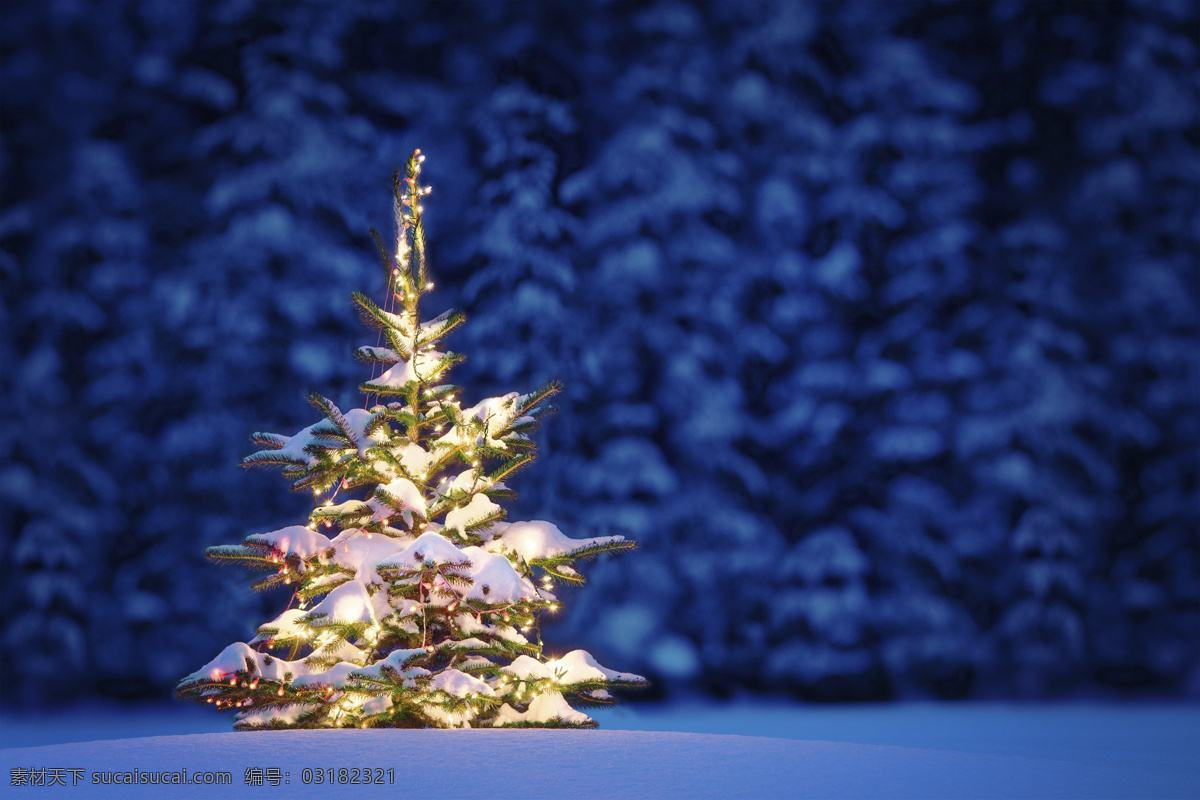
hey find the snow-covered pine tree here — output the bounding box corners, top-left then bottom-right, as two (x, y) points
(177, 150), (644, 729)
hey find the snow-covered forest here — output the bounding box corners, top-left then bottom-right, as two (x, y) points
(2, 0), (1196, 707)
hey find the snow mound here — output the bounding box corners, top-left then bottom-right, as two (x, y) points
(502, 655), (554, 681)
(488, 519), (624, 562)
(461, 547), (536, 603)
(375, 477), (427, 519)
(245, 526), (332, 558)
(494, 692), (592, 727)
(302, 582), (376, 627)
(431, 669), (494, 698)
(548, 650), (646, 686)
(379, 532), (469, 570)
(179, 643), (309, 686)
(443, 493), (501, 536)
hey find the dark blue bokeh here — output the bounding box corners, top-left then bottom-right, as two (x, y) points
(1, 0), (1196, 707)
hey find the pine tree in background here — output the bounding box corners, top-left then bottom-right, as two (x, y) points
(456, 72), (583, 533)
(5, 0), (1196, 706)
(559, 0), (767, 690)
(0, 1), (181, 701)
(177, 151), (644, 728)
(818, 2), (996, 699)
(1029, 0), (1199, 691)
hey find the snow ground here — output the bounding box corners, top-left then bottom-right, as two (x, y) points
(1, 701), (1196, 798)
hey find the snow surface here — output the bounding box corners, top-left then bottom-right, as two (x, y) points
(2, 702), (1197, 797)
(2, 719), (1196, 799)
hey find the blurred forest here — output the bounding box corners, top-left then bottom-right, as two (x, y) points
(1, 0), (1197, 706)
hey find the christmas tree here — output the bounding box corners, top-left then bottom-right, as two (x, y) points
(176, 150), (645, 729)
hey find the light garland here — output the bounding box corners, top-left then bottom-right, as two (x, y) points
(177, 149), (643, 730)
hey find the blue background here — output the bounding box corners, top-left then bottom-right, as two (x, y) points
(1, 0), (1197, 709)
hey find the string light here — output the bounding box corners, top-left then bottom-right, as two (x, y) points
(181, 148), (641, 731)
